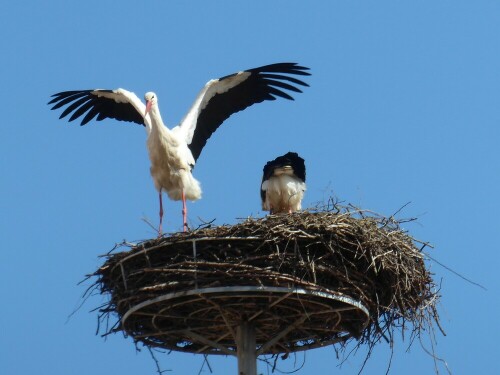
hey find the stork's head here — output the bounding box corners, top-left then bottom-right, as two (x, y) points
(144, 92), (157, 116)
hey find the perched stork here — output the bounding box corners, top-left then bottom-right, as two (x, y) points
(48, 63), (310, 233)
(261, 152), (306, 214)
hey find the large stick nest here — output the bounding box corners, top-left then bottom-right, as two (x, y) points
(92, 205), (440, 358)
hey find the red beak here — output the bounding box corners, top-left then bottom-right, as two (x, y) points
(145, 100), (152, 116)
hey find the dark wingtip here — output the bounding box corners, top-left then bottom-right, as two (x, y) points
(248, 62), (311, 75)
(288, 63), (311, 74)
(47, 96), (59, 105)
(277, 62), (312, 76)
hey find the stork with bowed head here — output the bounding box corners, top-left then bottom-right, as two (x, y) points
(261, 152), (306, 214)
(49, 63), (310, 234)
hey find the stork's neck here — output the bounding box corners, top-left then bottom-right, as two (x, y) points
(147, 104), (169, 135)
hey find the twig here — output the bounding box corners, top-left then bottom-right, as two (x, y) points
(423, 252), (487, 290)
(146, 346), (171, 374)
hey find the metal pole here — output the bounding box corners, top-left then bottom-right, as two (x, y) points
(236, 322), (257, 375)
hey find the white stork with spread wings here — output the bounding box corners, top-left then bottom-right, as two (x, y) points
(49, 63), (310, 233)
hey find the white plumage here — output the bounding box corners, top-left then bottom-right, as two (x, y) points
(49, 63), (310, 233)
(144, 92), (201, 201)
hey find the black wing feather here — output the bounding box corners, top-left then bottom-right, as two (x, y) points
(262, 78), (305, 93)
(266, 86), (295, 100)
(188, 62), (310, 161)
(251, 63), (311, 75)
(48, 90), (144, 126)
(259, 73), (311, 86)
(81, 103), (105, 125)
(69, 100), (96, 122)
(60, 96), (92, 120)
(48, 91), (88, 110)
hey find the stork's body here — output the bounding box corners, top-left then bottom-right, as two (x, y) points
(49, 63), (310, 233)
(261, 152), (306, 214)
(147, 117), (201, 201)
(144, 94), (201, 231)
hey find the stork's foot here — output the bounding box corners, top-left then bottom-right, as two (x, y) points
(156, 218), (163, 237)
(182, 208), (188, 232)
(158, 191), (164, 237)
(181, 191), (188, 232)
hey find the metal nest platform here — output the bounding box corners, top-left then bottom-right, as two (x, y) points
(121, 284), (369, 355)
(92, 207), (440, 364)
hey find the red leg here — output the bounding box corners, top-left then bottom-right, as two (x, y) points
(158, 190), (163, 236)
(182, 190), (188, 232)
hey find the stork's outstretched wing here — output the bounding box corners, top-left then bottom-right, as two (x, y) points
(48, 89), (146, 126)
(178, 63), (310, 161)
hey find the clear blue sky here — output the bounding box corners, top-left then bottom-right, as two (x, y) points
(1, 1), (498, 374)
